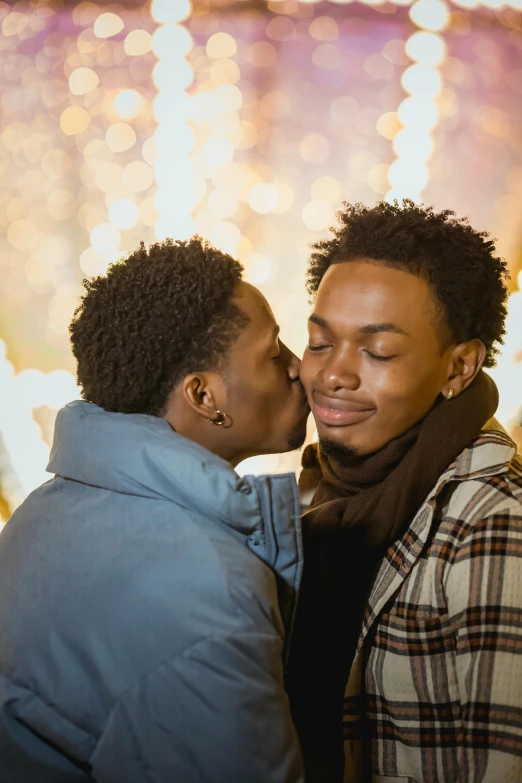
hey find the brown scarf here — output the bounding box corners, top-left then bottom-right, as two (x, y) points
(286, 371), (499, 783)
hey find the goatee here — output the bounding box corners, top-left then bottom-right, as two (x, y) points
(319, 437), (361, 464)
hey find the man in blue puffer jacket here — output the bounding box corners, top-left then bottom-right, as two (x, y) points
(0, 238), (310, 782)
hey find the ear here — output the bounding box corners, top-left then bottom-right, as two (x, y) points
(442, 339), (487, 398)
(180, 373), (224, 423)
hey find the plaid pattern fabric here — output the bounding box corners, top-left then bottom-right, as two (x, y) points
(343, 428), (522, 783)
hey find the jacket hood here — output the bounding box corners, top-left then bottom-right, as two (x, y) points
(48, 401), (290, 537)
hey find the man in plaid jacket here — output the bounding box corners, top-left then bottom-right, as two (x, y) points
(342, 426), (522, 782)
(290, 201), (522, 783)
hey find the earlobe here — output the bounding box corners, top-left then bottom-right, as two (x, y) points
(206, 410), (229, 426)
(444, 339), (487, 397)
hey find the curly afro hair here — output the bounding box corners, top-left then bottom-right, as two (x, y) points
(306, 200), (509, 367)
(70, 237), (248, 416)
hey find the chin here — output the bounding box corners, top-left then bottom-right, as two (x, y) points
(319, 435), (362, 462)
(316, 419), (378, 455)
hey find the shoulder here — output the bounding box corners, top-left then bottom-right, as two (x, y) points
(441, 428), (520, 514)
(429, 432), (520, 559)
(434, 453), (522, 575)
(478, 451), (522, 509)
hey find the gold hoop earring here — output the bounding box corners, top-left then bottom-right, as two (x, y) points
(445, 389), (454, 400)
(208, 410), (227, 426)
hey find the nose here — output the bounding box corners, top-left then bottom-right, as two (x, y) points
(318, 348), (360, 391)
(280, 341), (301, 382)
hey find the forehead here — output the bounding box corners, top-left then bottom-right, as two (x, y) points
(313, 261), (435, 333)
(233, 282), (278, 342)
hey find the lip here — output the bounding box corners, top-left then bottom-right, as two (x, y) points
(311, 391), (375, 427)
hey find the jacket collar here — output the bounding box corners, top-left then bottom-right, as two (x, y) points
(357, 426), (517, 653)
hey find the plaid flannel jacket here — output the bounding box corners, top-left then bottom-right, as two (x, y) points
(343, 427), (522, 783)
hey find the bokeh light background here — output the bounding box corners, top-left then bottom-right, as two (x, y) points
(0, 0), (521, 522)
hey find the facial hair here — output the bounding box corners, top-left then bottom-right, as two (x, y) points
(319, 437), (361, 465)
(286, 421), (308, 452)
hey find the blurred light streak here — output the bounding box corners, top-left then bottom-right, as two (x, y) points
(0, 341), (81, 522)
(386, 14), (447, 202)
(489, 270), (522, 432)
(152, 0), (196, 240)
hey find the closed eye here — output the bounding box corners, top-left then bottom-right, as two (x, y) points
(307, 343), (331, 352)
(364, 350), (396, 362)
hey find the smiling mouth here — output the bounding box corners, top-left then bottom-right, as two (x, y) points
(311, 394), (375, 427)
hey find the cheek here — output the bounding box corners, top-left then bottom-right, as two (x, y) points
(370, 362), (442, 421)
(361, 360), (407, 402)
(229, 370), (282, 419)
(225, 377), (257, 414)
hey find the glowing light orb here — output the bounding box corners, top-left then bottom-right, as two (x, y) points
(108, 199), (139, 230)
(300, 133), (330, 165)
(302, 201), (334, 231)
(69, 67), (99, 96)
(114, 89), (145, 120)
(387, 159), (429, 194)
(93, 12), (124, 39)
(401, 64), (443, 98)
(152, 24), (193, 58)
(409, 0), (450, 31)
(208, 188), (238, 219)
(90, 223), (122, 253)
(106, 122), (137, 153)
(210, 221), (241, 255)
(405, 31), (447, 66)
(151, 0), (192, 23)
(245, 253), (272, 285)
(60, 106), (91, 136)
(311, 176), (342, 205)
(203, 136), (235, 169)
(206, 32), (237, 59)
(124, 30), (153, 56)
(123, 161), (154, 193)
(248, 183), (278, 214)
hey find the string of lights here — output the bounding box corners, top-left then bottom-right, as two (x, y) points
(151, 0), (196, 241)
(386, 1), (448, 202)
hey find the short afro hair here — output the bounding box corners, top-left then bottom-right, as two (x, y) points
(70, 237), (248, 416)
(306, 200), (509, 367)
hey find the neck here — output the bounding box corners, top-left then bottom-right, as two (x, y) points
(164, 412), (248, 467)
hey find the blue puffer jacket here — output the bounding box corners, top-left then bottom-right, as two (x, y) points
(0, 402), (304, 782)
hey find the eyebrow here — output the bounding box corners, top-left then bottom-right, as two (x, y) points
(359, 323), (409, 337)
(309, 314), (409, 337)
